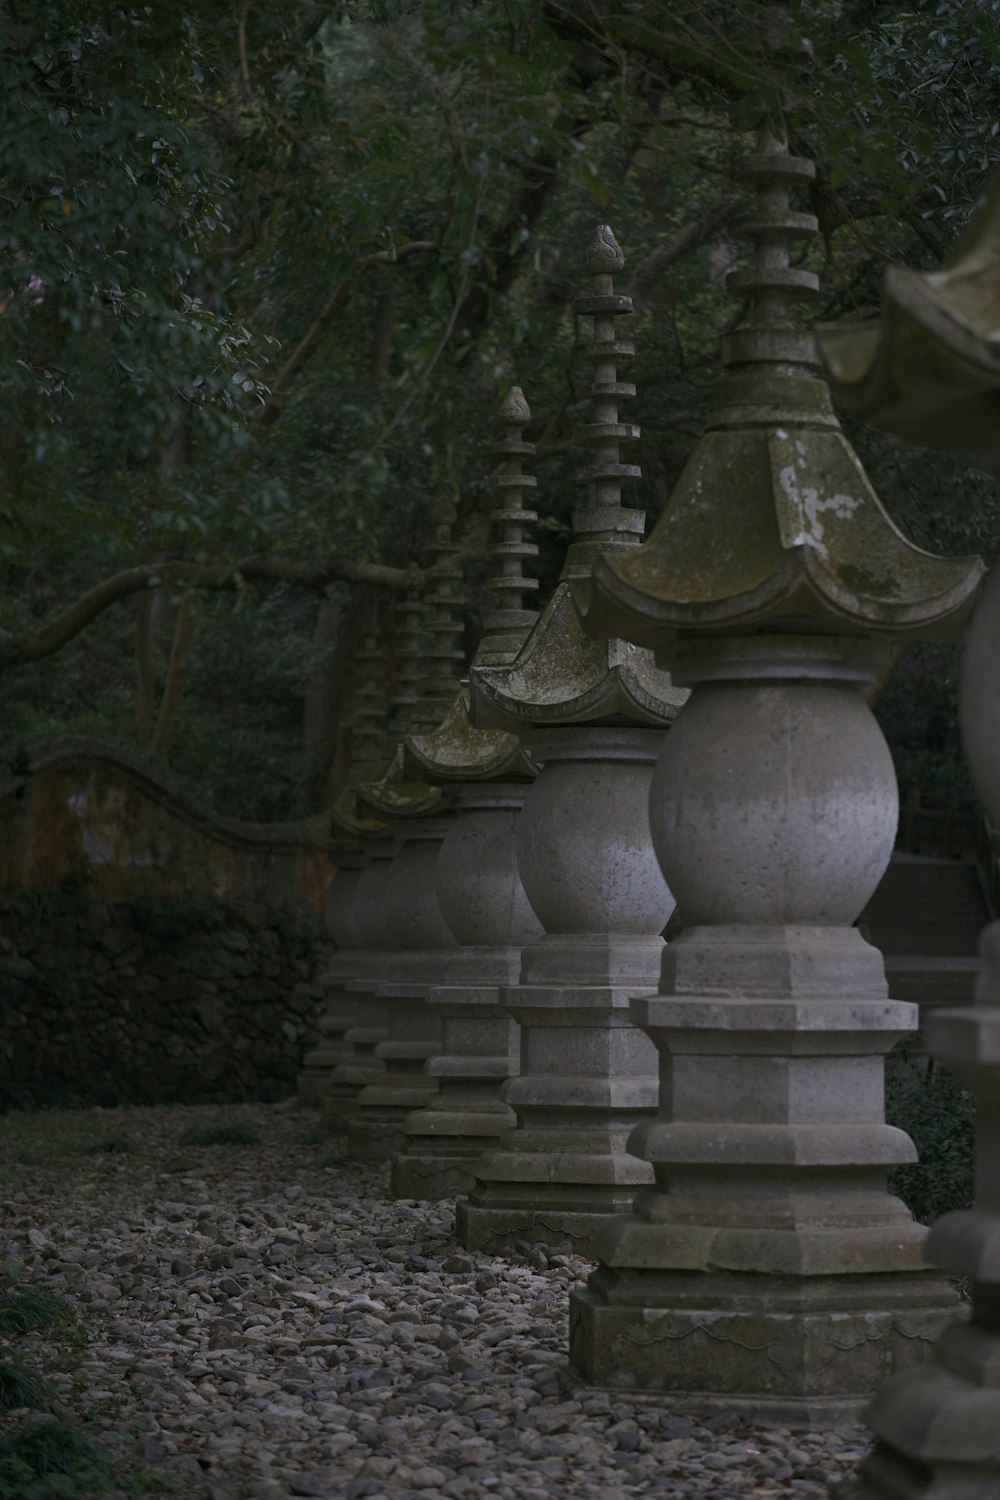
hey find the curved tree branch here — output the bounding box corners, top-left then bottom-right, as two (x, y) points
(0, 542), (488, 675)
(0, 556), (413, 673)
(255, 239), (439, 428)
(626, 194), (745, 302)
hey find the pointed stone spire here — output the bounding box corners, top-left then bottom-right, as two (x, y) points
(347, 629), (389, 783)
(582, 124), (981, 643)
(387, 564), (427, 740)
(573, 225), (644, 547)
(409, 498), (466, 731)
(469, 226), (686, 731)
(477, 386), (540, 667)
(404, 389), (540, 783)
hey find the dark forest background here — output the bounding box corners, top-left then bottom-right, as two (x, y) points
(1, 0), (998, 820)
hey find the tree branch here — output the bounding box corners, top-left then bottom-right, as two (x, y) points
(0, 556), (415, 673)
(254, 239), (438, 428)
(626, 194), (744, 302)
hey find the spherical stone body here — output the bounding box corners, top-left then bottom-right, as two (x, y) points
(649, 680), (897, 926)
(962, 564), (1000, 828)
(352, 853), (398, 951)
(382, 834), (458, 952)
(324, 865), (364, 948)
(516, 728), (675, 937)
(435, 798), (544, 948)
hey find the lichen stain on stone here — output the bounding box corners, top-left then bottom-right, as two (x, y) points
(836, 562), (902, 598)
(0, 755), (331, 914)
(776, 462), (864, 559)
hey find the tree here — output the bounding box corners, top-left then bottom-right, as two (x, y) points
(1, 0), (996, 817)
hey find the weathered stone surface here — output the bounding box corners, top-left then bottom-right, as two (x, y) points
(319, 847), (398, 1132)
(348, 825), (455, 1161)
(295, 859), (366, 1108)
(568, 650), (957, 1411)
(0, 738), (336, 913)
(391, 784), (540, 1201)
(457, 728), (671, 1255)
(566, 123), (963, 1419)
(0, 890), (330, 1106)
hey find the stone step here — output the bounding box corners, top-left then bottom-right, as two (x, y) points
(862, 854), (990, 959)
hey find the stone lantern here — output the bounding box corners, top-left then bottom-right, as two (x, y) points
(298, 631), (392, 1114)
(390, 388), (544, 1201)
(460, 229), (688, 1255)
(812, 180), (1000, 1496)
(569, 119), (983, 1417)
(345, 503), (467, 1160)
(319, 574), (435, 1133)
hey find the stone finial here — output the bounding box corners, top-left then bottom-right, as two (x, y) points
(388, 564), (426, 738)
(581, 118), (982, 647)
(348, 629), (388, 780)
(722, 120), (821, 371)
(412, 500), (466, 728)
(476, 386), (540, 667)
(573, 224), (644, 548)
(499, 385), (531, 426)
(585, 223), (625, 277)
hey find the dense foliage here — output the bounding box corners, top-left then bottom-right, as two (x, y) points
(0, 0), (997, 817)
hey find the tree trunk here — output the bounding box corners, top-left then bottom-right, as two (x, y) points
(301, 590), (345, 809)
(134, 592), (157, 749)
(149, 592), (196, 767)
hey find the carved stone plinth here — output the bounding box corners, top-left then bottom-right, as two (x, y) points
(392, 955), (523, 1200)
(568, 641), (957, 1417)
(391, 784), (538, 1200)
(348, 822), (455, 1160)
(831, 564), (1000, 1496)
(320, 962), (390, 1133)
(297, 857), (365, 1107)
(456, 727), (671, 1254)
(319, 845), (397, 1132)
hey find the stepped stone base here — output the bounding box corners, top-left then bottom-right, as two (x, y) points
(347, 1078), (440, 1161)
(832, 1361), (1000, 1498)
(570, 1268), (956, 1425)
(456, 1169), (646, 1256)
(296, 1067), (332, 1109)
(296, 1029), (356, 1107)
(391, 1097), (513, 1200)
(454, 938), (662, 1256)
(320, 1049), (386, 1133)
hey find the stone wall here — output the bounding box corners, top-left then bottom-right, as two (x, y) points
(0, 890), (333, 1108)
(0, 737), (336, 914)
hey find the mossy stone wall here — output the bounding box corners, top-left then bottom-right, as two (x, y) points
(0, 891), (332, 1108)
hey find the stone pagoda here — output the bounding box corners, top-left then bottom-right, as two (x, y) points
(815, 178), (1000, 1496)
(569, 116), (983, 1419)
(346, 502), (467, 1160)
(460, 228), (688, 1254)
(391, 387), (544, 1201)
(298, 629), (392, 1113)
(319, 573), (435, 1132)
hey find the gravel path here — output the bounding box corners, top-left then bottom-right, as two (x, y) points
(0, 1101), (869, 1499)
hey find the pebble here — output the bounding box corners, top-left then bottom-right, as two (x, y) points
(0, 1101), (870, 1498)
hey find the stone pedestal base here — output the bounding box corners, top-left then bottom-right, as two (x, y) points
(456, 936), (661, 1255)
(390, 954), (522, 1201)
(347, 981), (441, 1161)
(296, 952), (364, 1106)
(320, 983), (389, 1132)
(392, 1105), (512, 1200)
(567, 926), (958, 1414)
(834, 1363), (1000, 1499)
(297, 1002), (357, 1107)
(833, 976), (1000, 1497)
(570, 1268), (955, 1427)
